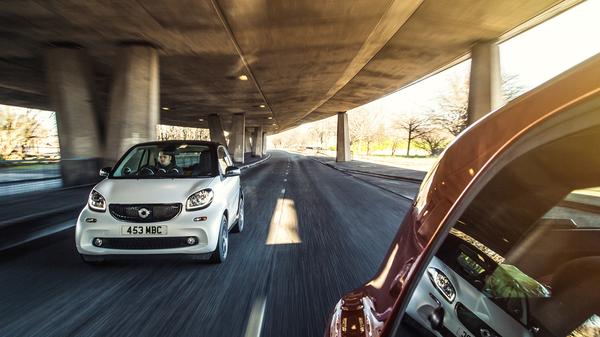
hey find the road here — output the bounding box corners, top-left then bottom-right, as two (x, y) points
(0, 151), (414, 337)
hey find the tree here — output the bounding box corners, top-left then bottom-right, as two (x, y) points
(395, 116), (430, 156)
(502, 73), (525, 102)
(0, 108), (50, 160)
(433, 72), (525, 136)
(388, 129), (403, 157)
(432, 75), (469, 136)
(157, 125), (210, 141)
(349, 108), (383, 155)
(417, 130), (448, 156)
(308, 118), (334, 149)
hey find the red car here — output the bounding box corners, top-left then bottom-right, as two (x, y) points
(326, 53), (600, 337)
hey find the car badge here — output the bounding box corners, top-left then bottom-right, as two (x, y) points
(480, 328), (492, 337)
(138, 208), (151, 219)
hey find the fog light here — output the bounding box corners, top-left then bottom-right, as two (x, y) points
(187, 237), (196, 245)
(93, 238), (103, 247)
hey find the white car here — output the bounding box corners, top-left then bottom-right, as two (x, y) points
(75, 141), (244, 264)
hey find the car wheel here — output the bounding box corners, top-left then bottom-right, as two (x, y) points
(209, 214), (229, 263)
(232, 196), (244, 233)
(80, 254), (104, 265)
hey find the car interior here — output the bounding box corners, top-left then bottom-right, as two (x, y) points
(113, 144), (215, 178)
(399, 124), (600, 337)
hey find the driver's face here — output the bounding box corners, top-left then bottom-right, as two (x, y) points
(158, 152), (172, 166)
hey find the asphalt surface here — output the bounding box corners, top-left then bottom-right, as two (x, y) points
(0, 151), (415, 337)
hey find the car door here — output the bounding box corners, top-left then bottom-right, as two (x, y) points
(223, 147), (240, 220)
(394, 118), (600, 337)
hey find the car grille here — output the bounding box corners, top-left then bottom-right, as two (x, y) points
(109, 204), (182, 223)
(95, 237), (197, 250)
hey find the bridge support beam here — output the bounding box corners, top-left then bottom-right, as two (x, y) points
(208, 114), (227, 146)
(245, 128), (253, 153)
(45, 45), (103, 186)
(229, 113), (246, 164)
(105, 43), (159, 164)
(467, 41), (503, 124)
(336, 112), (350, 162)
(252, 127), (264, 157)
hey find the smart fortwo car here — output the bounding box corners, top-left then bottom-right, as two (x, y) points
(76, 141), (244, 264)
(326, 55), (600, 337)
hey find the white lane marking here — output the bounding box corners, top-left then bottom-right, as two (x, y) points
(281, 188), (286, 194)
(284, 179), (287, 182)
(266, 198), (301, 245)
(244, 296), (267, 337)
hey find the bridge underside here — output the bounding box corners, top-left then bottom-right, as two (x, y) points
(0, 0), (577, 133)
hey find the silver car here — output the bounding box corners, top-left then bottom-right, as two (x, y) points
(75, 141), (244, 264)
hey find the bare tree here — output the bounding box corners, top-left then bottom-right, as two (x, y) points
(308, 118), (334, 149)
(395, 116), (430, 156)
(364, 124), (385, 155)
(417, 130), (448, 156)
(0, 108), (50, 159)
(502, 73), (525, 102)
(432, 75), (469, 136)
(387, 128), (403, 157)
(157, 125), (210, 141)
(433, 73), (525, 136)
(349, 108), (383, 155)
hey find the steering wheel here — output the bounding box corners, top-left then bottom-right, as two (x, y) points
(139, 166), (156, 176)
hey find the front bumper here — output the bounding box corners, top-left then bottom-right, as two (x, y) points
(75, 205), (223, 255)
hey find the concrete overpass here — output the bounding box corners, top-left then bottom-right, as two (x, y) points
(0, 0), (580, 184)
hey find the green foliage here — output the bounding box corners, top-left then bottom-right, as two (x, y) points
(483, 264), (551, 299)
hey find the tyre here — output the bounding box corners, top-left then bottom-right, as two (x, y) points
(231, 195), (244, 233)
(80, 254), (105, 265)
(209, 214), (229, 263)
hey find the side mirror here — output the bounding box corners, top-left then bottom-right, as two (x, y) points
(99, 167), (112, 177)
(224, 166), (241, 177)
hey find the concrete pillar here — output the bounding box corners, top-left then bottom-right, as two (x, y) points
(45, 45), (103, 186)
(467, 41), (503, 124)
(262, 132), (267, 156)
(105, 43), (159, 164)
(245, 128), (253, 153)
(252, 127), (264, 157)
(208, 114), (227, 146)
(248, 128), (256, 154)
(336, 112), (350, 162)
(229, 113), (246, 164)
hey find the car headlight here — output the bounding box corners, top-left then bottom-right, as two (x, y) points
(186, 188), (214, 210)
(427, 267), (456, 302)
(88, 190), (106, 212)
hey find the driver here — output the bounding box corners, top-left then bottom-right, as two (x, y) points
(155, 151), (182, 175)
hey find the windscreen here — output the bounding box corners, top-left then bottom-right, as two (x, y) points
(112, 144), (215, 178)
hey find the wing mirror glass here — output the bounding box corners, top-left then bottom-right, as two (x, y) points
(225, 166), (241, 177)
(99, 167), (112, 177)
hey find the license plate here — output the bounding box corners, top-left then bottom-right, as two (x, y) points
(121, 225), (168, 235)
